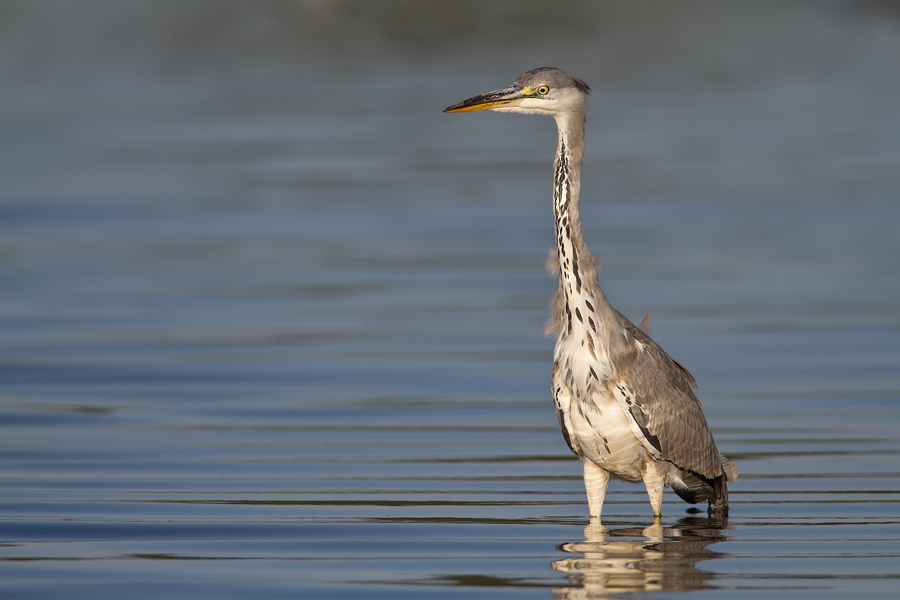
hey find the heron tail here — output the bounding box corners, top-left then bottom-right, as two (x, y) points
(672, 470), (729, 515)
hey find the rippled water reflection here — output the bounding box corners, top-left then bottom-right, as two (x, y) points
(3, 2), (900, 599)
(553, 519), (728, 596)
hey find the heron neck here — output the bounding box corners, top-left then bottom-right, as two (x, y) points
(552, 114), (594, 305)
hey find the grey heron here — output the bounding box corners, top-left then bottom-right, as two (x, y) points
(444, 67), (737, 521)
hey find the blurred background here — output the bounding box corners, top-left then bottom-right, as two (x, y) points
(2, 1), (899, 598)
(4, 0), (899, 380)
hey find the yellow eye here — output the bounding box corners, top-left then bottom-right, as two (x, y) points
(537, 86), (550, 95)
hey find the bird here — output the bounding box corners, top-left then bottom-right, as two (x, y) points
(444, 67), (737, 521)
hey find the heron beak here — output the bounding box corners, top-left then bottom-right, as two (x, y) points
(443, 85), (525, 113)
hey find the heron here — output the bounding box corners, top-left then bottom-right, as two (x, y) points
(444, 67), (737, 521)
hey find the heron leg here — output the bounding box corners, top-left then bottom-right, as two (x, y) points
(583, 459), (609, 522)
(642, 462), (665, 518)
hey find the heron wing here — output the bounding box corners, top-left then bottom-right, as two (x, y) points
(611, 312), (722, 479)
(616, 309), (698, 393)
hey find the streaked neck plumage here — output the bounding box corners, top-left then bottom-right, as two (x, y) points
(552, 111), (606, 335)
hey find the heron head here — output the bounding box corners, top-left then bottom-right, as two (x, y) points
(443, 67), (590, 118)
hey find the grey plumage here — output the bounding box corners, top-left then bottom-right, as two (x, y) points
(445, 67), (736, 521)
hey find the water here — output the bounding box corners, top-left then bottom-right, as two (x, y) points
(2, 2), (900, 598)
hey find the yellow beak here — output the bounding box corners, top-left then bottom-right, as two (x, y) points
(443, 86), (526, 113)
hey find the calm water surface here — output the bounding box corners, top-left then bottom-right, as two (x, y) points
(2, 3), (900, 598)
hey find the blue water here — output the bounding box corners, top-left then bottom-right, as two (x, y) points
(2, 2), (900, 598)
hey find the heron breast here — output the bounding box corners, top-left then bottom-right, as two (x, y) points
(567, 389), (648, 481)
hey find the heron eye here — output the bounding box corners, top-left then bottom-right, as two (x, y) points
(537, 86), (550, 95)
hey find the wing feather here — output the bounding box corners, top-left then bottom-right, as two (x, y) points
(615, 309), (697, 393)
(610, 311), (723, 479)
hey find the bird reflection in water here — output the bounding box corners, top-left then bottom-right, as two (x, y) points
(552, 516), (728, 597)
